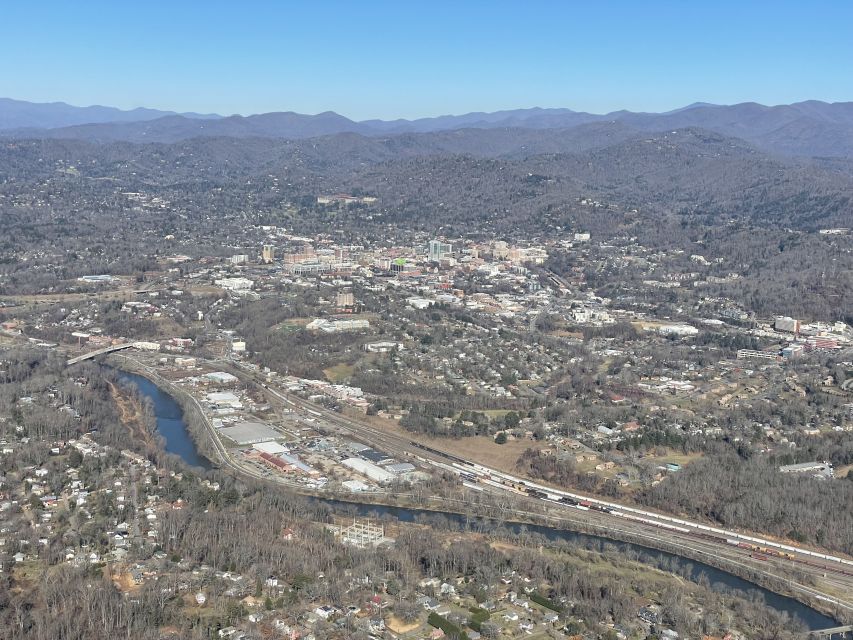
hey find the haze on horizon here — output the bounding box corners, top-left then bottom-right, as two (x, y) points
(2, 0), (852, 120)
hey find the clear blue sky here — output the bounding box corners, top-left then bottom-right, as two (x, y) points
(2, 0), (851, 120)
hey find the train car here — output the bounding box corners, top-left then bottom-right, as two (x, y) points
(559, 496), (579, 506)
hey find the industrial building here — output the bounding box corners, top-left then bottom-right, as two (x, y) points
(218, 421), (281, 445)
(341, 457), (394, 484)
(205, 371), (238, 384)
(385, 462), (416, 475)
(252, 441), (288, 455)
(205, 391), (243, 409)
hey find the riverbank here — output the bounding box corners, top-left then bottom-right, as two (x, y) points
(107, 356), (215, 468)
(108, 359), (845, 628)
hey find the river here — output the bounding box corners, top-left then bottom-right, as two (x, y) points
(118, 371), (212, 470)
(123, 369), (838, 630)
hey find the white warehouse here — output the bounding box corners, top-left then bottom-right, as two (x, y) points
(341, 458), (394, 484)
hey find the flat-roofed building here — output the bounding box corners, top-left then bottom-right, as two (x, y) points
(779, 461), (833, 478)
(219, 421), (280, 445)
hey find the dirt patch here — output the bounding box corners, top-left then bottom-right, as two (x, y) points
(112, 570), (142, 594)
(354, 411), (541, 474)
(385, 615), (422, 634)
(324, 363), (355, 383)
(108, 380), (156, 448)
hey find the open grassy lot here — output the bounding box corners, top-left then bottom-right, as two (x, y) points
(324, 363), (356, 383)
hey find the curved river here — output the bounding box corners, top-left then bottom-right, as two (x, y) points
(121, 370), (838, 630)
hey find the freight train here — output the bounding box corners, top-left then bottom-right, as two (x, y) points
(412, 440), (853, 577)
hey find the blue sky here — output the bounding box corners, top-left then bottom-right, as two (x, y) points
(2, 1), (851, 119)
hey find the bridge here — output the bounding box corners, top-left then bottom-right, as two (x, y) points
(66, 343), (135, 365)
(809, 626), (853, 639)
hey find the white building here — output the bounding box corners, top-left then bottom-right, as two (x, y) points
(658, 324), (699, 337)
(341, 458), (394, 484)
(306, 319), (370, 333)
(215, 277), (254, 291)
(133, 341), (161, 351)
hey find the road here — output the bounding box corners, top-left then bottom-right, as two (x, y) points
(82, 351), (853, 616)
(66, 342), (134, 365)
(207, 357), (853, 613)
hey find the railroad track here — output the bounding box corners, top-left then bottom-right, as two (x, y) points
(128, 355), (853, 611)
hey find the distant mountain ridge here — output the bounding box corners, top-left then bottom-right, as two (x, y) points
(0, 97), (220, 130)
(2, 97), (853, 157)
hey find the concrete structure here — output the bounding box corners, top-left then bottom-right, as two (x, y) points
(330, 519), (389, 547)
(65, 343), (135, 366)
(262, 245), (275, 263)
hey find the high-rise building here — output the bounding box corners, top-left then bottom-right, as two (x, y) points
(336, 290), (355, 311)
(262, 245), (275, 263)
(775, 316), (800, 333)
(428, 239), (452, 262)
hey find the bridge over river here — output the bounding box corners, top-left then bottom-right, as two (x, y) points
(809, 625), (853, 639)
(66, 343), (135, 365)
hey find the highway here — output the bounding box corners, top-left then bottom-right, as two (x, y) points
(66, 342), (134, 365)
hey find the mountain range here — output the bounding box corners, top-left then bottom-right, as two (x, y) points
(2, 97), (853, 158)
